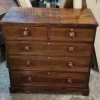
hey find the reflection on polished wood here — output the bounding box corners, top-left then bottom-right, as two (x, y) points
(1, 7), (98, 96)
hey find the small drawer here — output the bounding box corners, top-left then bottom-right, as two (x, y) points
(6, 41), (93, 57)
(3, 26), (47, 40)
(8, 55), (91, 72)
(50, 28), (95, 42)
(10, 71), (89, 88)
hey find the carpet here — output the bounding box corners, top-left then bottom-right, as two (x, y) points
(0, 61), (100, 100)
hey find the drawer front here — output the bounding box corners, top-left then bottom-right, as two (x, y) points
(10, 86), (89, 93)
(50, 28), (95, 42)
(6, 41), (93, 56)
(8, 55), (91, 72)
(10, 71), (89, 88)
(4, 26), (47, 40)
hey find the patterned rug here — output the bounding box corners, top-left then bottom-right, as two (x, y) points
(0, 61), (100, 100)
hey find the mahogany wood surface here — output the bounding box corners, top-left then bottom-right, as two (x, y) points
(3, 26), (95, 42)
(10, 71), (89, 88)
(8, 55), (91, 72)
(9, 86), (89, 96)
(4, 26), (47, 40)
(0, 7), (98, 96)
(1, 8), (98, 27)
(6, 41), (93, 56)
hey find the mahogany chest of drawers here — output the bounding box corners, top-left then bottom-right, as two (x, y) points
(1, 7), (98, 95)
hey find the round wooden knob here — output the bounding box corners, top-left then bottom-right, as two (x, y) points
(23, 28), (30, 36)
(68, 62), (74, 68)
(48, 72), (51, 75)
(69, 29), (75, 37)
(27, 76), (32, 82)
(26, 60), (31, 66)
(48, 57), (51, 59)
(26, 91), (30, 93)
(48, 43), (50, 45)
(68, 47), (74, 52)
(69, 31), (75, 37)
(25, 45), (30, 51)
(68, 78), (72, 83)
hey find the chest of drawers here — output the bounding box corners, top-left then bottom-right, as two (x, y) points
(1, 7), (98, 95)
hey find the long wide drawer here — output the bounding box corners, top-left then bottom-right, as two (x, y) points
(8, 55), (91, 72)
(3, 26), (47, 40)
(10, 71), (89, 88)
(6, 41), (93, 56)
(10, 86), (89, 93)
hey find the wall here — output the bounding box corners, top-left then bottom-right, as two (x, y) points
(86, 0), (100, 67)
(0, 0), (17, 15)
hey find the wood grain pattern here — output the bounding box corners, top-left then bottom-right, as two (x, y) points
(8, 55), (91, 72)
(1, 8), (98, 27)
(10, 70), (89, 88)
(3, 26), (47, 40)
(1, 8), (98, 95)
(3, 26), (96, 42)
(6, 41), (93, 56)
(10, 86), (89, 96)
(50, 28), (95, 42)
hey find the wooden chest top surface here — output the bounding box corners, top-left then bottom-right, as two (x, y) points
(1, 7), (97, 95)
(1, 7), (98, 27)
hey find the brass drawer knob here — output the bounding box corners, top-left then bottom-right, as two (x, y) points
(23, 27), (30, 36)
(68, 78), (72, 83)
(68, 62), (74, 68)
(69, 29), (75, 37)
(25, 45), (30, 51)
(26, 60), (31, 66)
(68, 47), (74, 52)
(27, 76), (32, 82)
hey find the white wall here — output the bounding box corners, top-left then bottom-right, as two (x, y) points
(86, 0), (100, 67)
